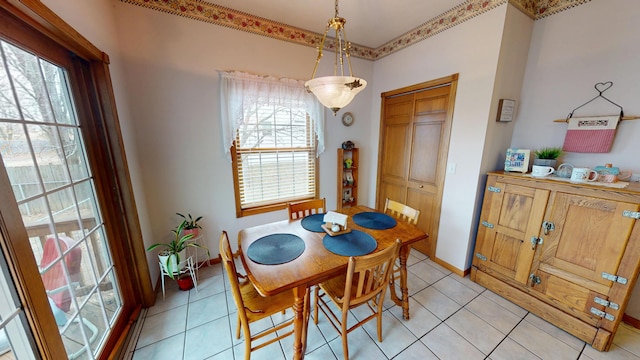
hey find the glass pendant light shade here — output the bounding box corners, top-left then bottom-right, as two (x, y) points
(306, 0), (366, 115)
(305, 76), (367, 114)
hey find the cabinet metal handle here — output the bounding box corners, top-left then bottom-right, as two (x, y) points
(530, 236), (543, 250)
(529, 273), (541, 287)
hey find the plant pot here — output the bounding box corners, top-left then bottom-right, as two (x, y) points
(533, 159), (557, 168)
(176, 274), (194, 291)
(183, 228), (199, 238)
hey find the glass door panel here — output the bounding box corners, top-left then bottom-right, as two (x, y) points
(0, 38), (123, 359)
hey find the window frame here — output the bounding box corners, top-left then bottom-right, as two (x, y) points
(230, 112), (320, 218)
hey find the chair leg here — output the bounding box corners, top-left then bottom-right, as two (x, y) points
(388, 273), (399, 301)
(313, 286), (319, 325)
(377, 310), (383, 342)
(236, 315), (241, 339)
(243, 329), (251, 360)
(377, 293), (384, 342)
(341, 312), (349, 360)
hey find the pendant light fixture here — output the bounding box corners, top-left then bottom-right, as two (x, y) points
(305, 0), (367, 115)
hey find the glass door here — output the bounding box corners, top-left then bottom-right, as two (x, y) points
(0, 37), (123, 359)
(0, 231), (37, 359)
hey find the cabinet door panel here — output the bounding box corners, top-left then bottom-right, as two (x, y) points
(534, 192), (639, 320)
(540, 193), (638, 287)
(474, 180), (549, 284)
(536, 270), (601, 325)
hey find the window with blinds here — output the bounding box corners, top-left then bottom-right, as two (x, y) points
(232, 102), (317, 217)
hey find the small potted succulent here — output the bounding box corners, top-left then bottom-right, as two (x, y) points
(176, 212), (203, 237)
(146, 220), (209, 287)
(533, 147), (563, 168)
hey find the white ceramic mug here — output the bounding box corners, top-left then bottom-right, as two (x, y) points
(531, 165), (555, 177)
(571, 168), (598, 182)
(556, 163), (574, 178)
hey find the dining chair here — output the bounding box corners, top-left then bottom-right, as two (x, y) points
(383, 198), (420, 225)
(219, 231), (299, 360)
(383, 198), (420, 301)
(287, 198), (326, 220)
(313, 239), (401, 360)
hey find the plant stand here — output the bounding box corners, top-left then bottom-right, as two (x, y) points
(158, 255), (198, 299)
(185, 232), (209, 271)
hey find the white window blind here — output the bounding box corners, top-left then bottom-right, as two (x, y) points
(235, 104), (316, 208)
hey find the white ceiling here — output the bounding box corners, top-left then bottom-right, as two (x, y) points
(209, 0), (468, 48)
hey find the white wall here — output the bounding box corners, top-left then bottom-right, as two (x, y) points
(370, 4), (508, 271)
(41, 0), (155, 280)
(470, 5), (534, 269)
(512, 0), (640, 172)
(513, 0), (640, 319)
(111, 2), (374, 283)
(481, 5), (533, 175)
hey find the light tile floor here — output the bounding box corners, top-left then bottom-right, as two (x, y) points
(128, 251), (640, 360)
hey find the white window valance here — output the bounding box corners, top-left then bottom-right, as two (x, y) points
(219, 70), (325, 161)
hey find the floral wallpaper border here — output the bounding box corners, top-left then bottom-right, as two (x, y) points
(120, 0), (591, 60)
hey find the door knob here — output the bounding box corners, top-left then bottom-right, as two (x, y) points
(419, 185), (424, 188)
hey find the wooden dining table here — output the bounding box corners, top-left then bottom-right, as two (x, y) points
(238, 205), (428, 360)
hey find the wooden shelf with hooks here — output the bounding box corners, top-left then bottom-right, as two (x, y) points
(554, 116), (640, 123)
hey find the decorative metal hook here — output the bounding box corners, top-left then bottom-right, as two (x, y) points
(567, 81), (623, 120)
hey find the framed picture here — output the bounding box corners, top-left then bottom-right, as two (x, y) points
(497, 99), (516, 122)
(504, 148), (530, 173)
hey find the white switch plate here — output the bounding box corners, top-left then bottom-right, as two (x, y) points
(447, 162), (457, 174)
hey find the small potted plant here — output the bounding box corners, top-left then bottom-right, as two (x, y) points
(176, 212), (203, 237)
(533, 147), (563, 168)
(147, 220), (209, 288)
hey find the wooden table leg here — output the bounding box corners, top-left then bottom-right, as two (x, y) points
(292, 285), (309, 360)
(396, 246), (411, 320)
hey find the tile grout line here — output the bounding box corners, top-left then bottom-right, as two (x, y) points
(484, 312), (539, 359)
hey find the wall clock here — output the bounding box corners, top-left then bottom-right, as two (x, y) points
(341, 112), (354, 126)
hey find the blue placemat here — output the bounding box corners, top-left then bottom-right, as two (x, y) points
(247, 233), (305, 265)
(352, 212), (397, 230)
(323, 230), (377, 257)
(301, 213), (326, 233)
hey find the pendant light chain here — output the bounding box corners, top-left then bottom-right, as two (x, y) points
(305, 0), (367, 114)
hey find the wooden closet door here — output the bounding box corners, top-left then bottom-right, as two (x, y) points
(378, 94), (412, 206)
(377, 75), (457, 257)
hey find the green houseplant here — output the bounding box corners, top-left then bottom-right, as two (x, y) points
(147, 220), (208, 279)
(176, 213), (202, 236)
(533, 147), (563, 167)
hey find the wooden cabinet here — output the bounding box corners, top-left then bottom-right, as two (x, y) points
(337, 148), (358, 210)
(471, 172), (640, 351)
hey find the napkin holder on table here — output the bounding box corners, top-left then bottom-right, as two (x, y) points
(321, 211), (351, 236)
